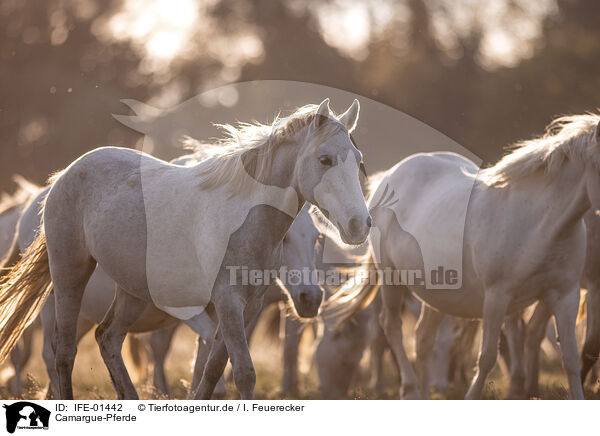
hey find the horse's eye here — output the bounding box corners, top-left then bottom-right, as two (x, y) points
(319, 156), (333, 166)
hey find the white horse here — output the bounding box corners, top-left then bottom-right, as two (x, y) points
(327, 113), (600, 399)
(2, 139), (332, 400)
(0, 99), (370, 400)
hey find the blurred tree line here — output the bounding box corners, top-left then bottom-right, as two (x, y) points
(1, 0), (599, 192)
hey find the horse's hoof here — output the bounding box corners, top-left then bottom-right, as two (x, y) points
(211, 391), (226, 400)
(506, 389), (527, 400)
(400, 385), (423, 400)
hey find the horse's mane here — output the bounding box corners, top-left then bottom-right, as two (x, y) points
(0, 176), (40, 216)
(477, 113), (600, 187)
(184, 104), (345, 193)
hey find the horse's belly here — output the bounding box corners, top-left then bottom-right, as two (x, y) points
(129, 306), (178, 332)
(411, 286), (485, 318)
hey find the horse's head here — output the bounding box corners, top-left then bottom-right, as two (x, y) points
(296, 99), (371, 245)
(280, 206), (323, 317)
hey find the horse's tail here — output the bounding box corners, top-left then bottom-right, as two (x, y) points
(320, 253), (380, 327)
(0, 232), (52, 363)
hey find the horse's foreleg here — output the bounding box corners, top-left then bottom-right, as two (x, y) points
(415, 305), (445, 398)
(465, 291), (510, 400)
(95, 286), (148, 400)
(217, 295), (261, 399)
(548, 287), (584, 399)
(149, 325), (178, 397)
(524, 301), (551, 398)
(380, 284), (421, 399)
(193, 328), (230, 400)
(503, 312), (526, 399)
(581, 285), (600, 385)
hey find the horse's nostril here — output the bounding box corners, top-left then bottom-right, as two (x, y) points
(366, 215), (372, 228)
(348, 216), (370, 234)
(348, 217), (360, 234)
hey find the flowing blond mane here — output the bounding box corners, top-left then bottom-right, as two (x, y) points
(477, 113), (600, 187)
(184, 104), (346, 193)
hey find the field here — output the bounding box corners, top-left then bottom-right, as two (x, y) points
(2, 308), (599, 401)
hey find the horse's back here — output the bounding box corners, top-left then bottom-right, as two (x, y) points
(376, 152), (478, 223)
(44, 147), (161, 296)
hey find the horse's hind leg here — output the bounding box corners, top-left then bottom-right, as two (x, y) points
(43, 295), (95, 399)
(581, 285), (600, 385)
(547, 286), (584, 399)
(465, 290), (510, 400)
(51, 256), (96, 400)
(188, 335), (227, 399)
(96, 286), (148, 399)
(503, 312), (526, 399)
(41, 295), (58, 399)
(149, 325), (178, 397)
(380, 283), (421, 399)
(9, 342), (24, 396)
(428, 315), (454, 395)
(8, 319), (38, 396)
(414, 305), (445, 398)
(524, 301), (551, 398)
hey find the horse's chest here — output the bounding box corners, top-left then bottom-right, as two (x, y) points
(141, 186), (295, 320)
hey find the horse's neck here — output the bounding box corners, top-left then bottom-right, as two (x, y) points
(238, 142), (306, 255)
(261, 141), (305, 213)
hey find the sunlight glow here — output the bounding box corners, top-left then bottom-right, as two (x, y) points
(108, 0), (199, 60)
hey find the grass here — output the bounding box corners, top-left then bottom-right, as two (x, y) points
(1, 314), (599, 400)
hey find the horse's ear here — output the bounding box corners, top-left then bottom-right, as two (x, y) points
(314, 98), (331, 128)
(339, 99), (360, 133)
